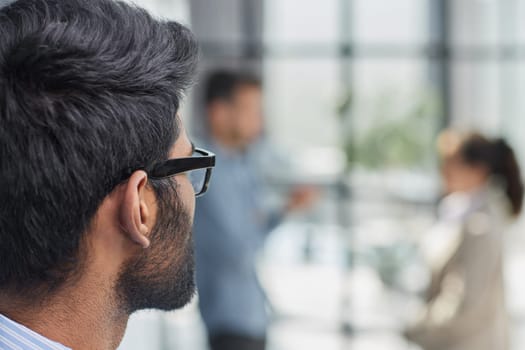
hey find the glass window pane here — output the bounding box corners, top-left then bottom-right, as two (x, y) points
(263, 58), (342, 151)
(449, 0), (500, 48)
(450, 61), (501, 134)
(353, 0), (430, 45)
(517, 1), (525, 44)
(264, 0), (339, 45)
(124, 0), (189, 23)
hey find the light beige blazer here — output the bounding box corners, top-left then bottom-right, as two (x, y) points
(406, 185), (511, 350)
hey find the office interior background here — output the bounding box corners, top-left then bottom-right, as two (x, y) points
(117, 1), (525, 349)
(25, 0), (522, 349)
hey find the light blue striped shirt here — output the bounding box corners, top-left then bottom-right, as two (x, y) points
(0, 314), (70, 350)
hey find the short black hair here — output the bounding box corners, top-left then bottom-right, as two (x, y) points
(0, 0), (198, 295)
(204, 70), (261, 106)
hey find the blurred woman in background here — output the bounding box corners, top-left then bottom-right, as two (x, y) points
(405, 131), (524, 350)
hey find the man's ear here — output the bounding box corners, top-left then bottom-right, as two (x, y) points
(118, 171), (151, 248)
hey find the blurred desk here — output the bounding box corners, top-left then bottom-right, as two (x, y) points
(259, 218), (428, 350)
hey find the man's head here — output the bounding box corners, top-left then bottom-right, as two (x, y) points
(204, 70), (263, 149)
(0, 0), (199, 313)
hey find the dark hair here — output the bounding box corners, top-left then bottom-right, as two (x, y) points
(204, 70), (261, 105)
(0, 0), (198, 295)
(459, 134), (524, 215)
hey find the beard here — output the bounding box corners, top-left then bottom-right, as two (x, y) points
(115, 178), (196, 314)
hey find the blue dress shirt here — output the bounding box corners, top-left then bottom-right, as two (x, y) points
(193, 141), (281, 339)
(0, 314), (70, 350)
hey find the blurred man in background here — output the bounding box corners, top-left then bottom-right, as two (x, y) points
(194, 70), (316, 350)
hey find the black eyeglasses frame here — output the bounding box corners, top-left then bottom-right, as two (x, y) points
(121, 147), (216, 197)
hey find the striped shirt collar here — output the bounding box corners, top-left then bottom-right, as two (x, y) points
(0, 314), (70, 350)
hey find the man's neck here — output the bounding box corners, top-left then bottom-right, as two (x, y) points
(0, 280), (128, 350)
(210, 134), (252, 156)
(212, 136), (240, 150)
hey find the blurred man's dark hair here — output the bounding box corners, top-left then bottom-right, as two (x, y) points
(204, 70), (261, 105)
